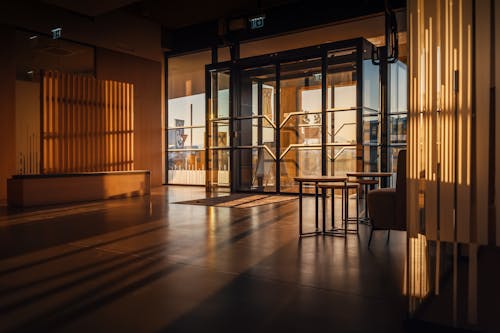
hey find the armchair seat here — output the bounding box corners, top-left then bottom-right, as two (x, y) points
(367, 150), (406, 246)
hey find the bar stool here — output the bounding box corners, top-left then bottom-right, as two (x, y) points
(355, 179), (378, 224)
(318, 182), (359, 236)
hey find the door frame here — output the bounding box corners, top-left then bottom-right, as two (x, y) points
(205, 38), (375, 194)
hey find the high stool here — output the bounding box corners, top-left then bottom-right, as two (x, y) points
(355, 178), (378, 224)
(318, 182), (359, 236)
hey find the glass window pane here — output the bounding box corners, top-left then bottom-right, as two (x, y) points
(389, 114), (407, 144)
(168, 151), (205, 185)
(327, 146), (357, 176)
(390, 61), (408, 114)
(167, 51), (210, 184)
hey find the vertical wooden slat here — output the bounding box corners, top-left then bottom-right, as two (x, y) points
(126, 83), (131, 170)
(52, 72), (57, 173)
(89, 77), (94, 171)
(106, 80), (110, 171)
(130, 84), (134, 170)
(46, 72), (51, 172)
(96, 79), (100, 171)
(93, 77), (98, 171)
(119, 83), (123, 170)
(83, 76), (88, 172)
(49, 71), (54, 173)
(112, 81), (117, 171)
(80, 75), (85, 172)
(71, 74), (76, 172)
(116, 82), (120, 170)
(87, 77), (91, 171)
(78, 75), (83, 172)
(99, 80), (103, 171)
(121, 83), (126, 170)
(57, 71), (62, 172)
(41, 71), (134, 174)
(42, 73), (47, 173)
(127, 83), (131, 170)
(62, 73), (68, 173)
(74, 74), (79, 172)
(108, 80), (112, 171)
(113, 81), (116, 171)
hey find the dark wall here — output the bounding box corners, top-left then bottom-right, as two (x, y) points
(0, 25), (16, 200)
(96, 48), (162, 186)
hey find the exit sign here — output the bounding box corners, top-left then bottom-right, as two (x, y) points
(51, 27), (62, 39)
(249, 15), (265, 29)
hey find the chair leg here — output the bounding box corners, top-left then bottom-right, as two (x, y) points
(355, 186), (359, 234)
(386, 230), (391, 244)
(368, 227), (374, 247)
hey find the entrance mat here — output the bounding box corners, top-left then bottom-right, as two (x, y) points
(174, 193), (297, 208)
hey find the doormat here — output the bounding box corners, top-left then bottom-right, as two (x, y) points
(174, 193), (297, 208)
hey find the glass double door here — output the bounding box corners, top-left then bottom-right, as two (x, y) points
(207, 48), (362, 194)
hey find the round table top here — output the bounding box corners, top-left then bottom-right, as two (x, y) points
(346, 172), (393, 178)
(293, 176), (347, 182)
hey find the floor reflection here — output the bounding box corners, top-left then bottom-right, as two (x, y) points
(0, 186), (407, 332)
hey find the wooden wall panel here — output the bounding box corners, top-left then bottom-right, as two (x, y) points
(41, 71), (134, 173)
(96, 48), (162, 186)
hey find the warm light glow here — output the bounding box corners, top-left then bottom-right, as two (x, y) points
(408, 0), (473, 311)
(404, 234), (430, 299)
(42, 71), (134, 173)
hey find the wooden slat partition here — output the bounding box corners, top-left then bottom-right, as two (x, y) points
(42, 71), (134, 173)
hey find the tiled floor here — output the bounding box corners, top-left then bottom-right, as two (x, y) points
(0, 186), (408, 332)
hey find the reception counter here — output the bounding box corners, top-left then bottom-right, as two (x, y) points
(7, 170), (150, 207)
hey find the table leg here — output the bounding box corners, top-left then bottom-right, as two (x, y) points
(331, 188), (335, 230)
(322, 186), (326, 233)
(344, 185), (348, 237)
(299, 181), (303, 236)
(356, 185), (359, 234)
(315, 182), (319, 231)
(363, 183), (369, 220)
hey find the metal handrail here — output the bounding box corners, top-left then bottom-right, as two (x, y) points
(327, 146), (356, 161)
(169, 148), (204, 152)
(167, 125), (205, 130)
(327, 122), (356, 138)
(207, 146), (231, 150)
(325, 106), (360, 112)
(209, 117), (230, 122)
(233, 114), (277, 129)
(279, 143), (321, 160)
(235, 145), (277, 160)
(279, 110), (321, 129)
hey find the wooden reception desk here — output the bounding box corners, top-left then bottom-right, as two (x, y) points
(7, 170), (150, 207)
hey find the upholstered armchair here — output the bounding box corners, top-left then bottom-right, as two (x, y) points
(367, 150), (406, 246)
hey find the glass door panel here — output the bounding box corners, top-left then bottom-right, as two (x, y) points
(207, 70), (231, 192)
(325, 49), (358, 176)
(362, 57), (381, 172)
(235, 65), (277, 192)
(279, 58), (322, 193)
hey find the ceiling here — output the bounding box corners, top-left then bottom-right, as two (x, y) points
(40, 0), (302, 29)
(37, 0), (406, 54)
(41, 0), (141, 17)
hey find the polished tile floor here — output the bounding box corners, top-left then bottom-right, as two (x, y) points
(0, 186), (408, 333)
